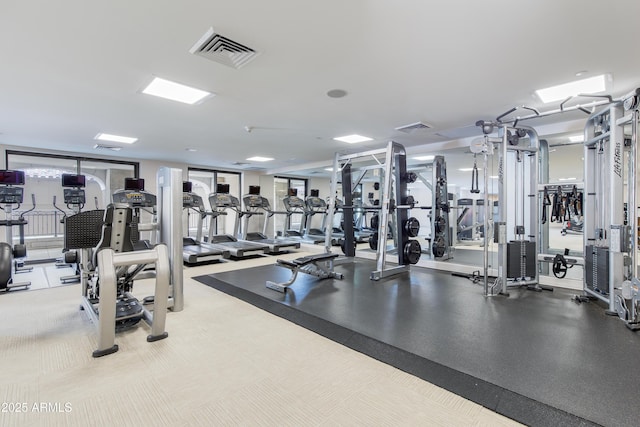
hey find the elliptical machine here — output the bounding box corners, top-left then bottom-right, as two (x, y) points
(54, 173), (87, 283)
(0, 170), (34, 291)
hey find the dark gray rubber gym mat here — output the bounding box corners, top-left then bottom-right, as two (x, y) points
(195, 258), (637, 426)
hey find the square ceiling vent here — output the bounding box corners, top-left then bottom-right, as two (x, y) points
(189, 27), (259, 69)
(395, 121), (432, 133)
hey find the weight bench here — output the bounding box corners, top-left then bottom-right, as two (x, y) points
(266, 253), (344, 293)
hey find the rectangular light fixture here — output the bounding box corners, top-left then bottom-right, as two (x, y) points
(568, 135), (584, 143)
(414, 155), (435, 161)
(490, 175), (498, 179)
(459, 168), (474, 172)
(535, 74), (608, 103)
(333, 134), (373, 144)
(246, 156), (274, 162)
(558, 177), (577, 181)
(94, 133), (138, 144)
(142, 77), (213, 105)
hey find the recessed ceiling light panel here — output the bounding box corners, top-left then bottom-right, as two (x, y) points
(535, 74), (609, 103)
(333, 134), (373, 144)
(246, 156), (274, 162)
(568, 135), (584, 142)
(413, 155), (435, 161)
(94, 133), (138, 144)
(142, 77), (213, 105)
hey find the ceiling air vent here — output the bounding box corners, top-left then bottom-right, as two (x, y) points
(189, 27), (259, 69)
(395, 121), (432, 133)
(93, 144), (121, 152)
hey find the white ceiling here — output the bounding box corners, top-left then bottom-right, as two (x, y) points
(1, 1), (638, 181)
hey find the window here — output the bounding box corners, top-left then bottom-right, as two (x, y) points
(273, 177), (307, 236)
(4, 151), (137, 256)
(187, 168), (241, 238)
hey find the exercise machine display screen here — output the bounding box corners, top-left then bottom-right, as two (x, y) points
(249, 186), (260, 195)
(288, 188), (297, 196)
(0, 187), (24, 204)
(124, 178), (145, 191)
(0, 170), (25, 186)
(310, 189), (319, 197)
(216, 184), (230, 194)
(63, 189), (86, 205)
(61, 174), (86, 188)
(183, 181), (192, 193)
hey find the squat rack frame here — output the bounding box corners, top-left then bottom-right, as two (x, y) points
(326, 141), (418, 280)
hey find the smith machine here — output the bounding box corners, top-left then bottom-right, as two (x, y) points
(413, 156), (453, 260)
(326, 141), (422, 280)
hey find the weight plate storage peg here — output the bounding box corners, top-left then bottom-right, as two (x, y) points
(404, 217), (420, 237)
(403, 240), (422, 264)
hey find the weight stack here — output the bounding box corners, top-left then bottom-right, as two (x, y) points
(585, 245), (609, 295)
(506, 240), (536, 279)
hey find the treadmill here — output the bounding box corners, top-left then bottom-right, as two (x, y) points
(182, 181), (230, 265)
(207, 184), (269, 258)
(304, 190), (341, 245)
(241, 185), (300, 254)
(334, 197), (372, 243)
(281, 189), (325, 244)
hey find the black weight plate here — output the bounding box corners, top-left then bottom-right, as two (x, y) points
(404, 217), (420, 237)
(371, 214), (379, 230)
(432, 236), (446, 258)
(369, 232), (379, 250)
(434, 216), (446, 234)
(403, 240), (421, 264)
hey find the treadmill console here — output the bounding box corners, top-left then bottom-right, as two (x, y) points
(243, 194), (263, 208)
(112, 190), (157, 208)
(305, 196), (327, 210)
(183, 192), (204, 209)
(209, 193), (240, 209)
(283, 196), (305, 210)
(0, 187), (24, 204)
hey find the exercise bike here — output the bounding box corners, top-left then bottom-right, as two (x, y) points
(0, 170), (35, 292)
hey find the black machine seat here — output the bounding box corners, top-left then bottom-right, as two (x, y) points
(267, 252), (343, 293)
(96, 205), (136, 254)
(276, 253), (339, 268)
